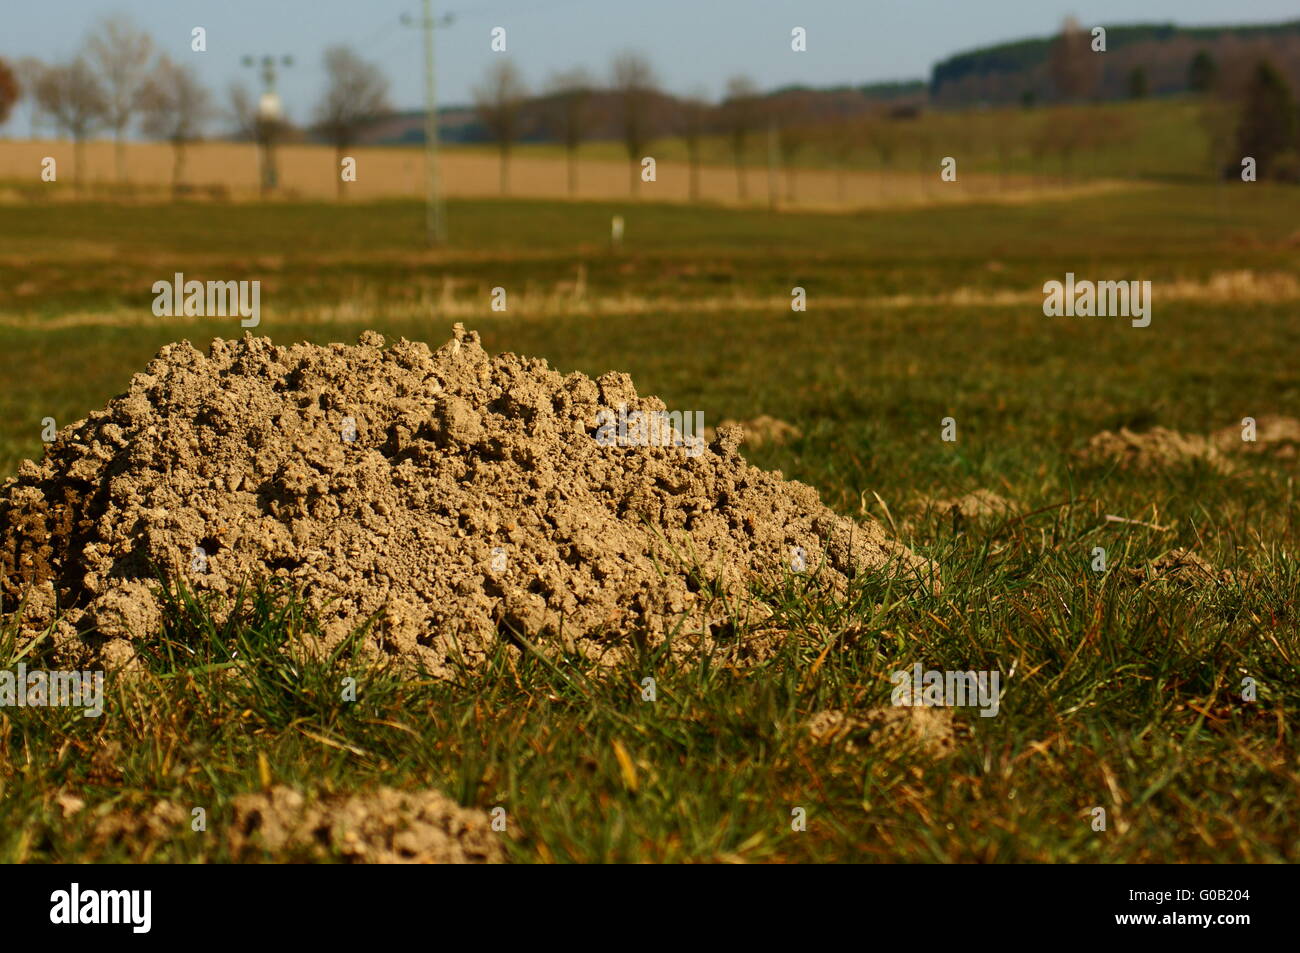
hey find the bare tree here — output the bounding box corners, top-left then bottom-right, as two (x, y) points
(473, 60), (528, 196)
(227, 82), (259, 140)
(1047, 17), (1100, 102)
(35, 58), (108, 191)
(314, 46), (391, 199)
(824, 118), (861, 204)
(864, 112), (900, 171)
(139, 55), (214, 194)
(0, 59), (18, 131)
(722, 75), (761, 201)
(14, 58), (47, 133)
(676, 88), (713, 203)
(545, 68), (594, 196)
(772, 95), (815, 202)
(611, 51), (659, 195)
(860, 111), (903, 200)
(86, 15), (155, 183)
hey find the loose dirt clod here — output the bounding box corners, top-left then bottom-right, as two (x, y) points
(229, 786), (505, 863)
(92, 799), (188, 853)
(702, 415), (803, 450)
(805, 706), (960, 759)
(0, 327), (932, 674)
(1076, 426), (1226, 473)
(1212, 415), (1300, 459)
(927, 490), (1019, 522)
(1126, 548), (1244, 588)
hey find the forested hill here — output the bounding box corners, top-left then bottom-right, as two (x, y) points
(931, 19), (1300, 105)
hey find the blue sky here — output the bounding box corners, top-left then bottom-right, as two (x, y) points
(2, 0), (1295, 132)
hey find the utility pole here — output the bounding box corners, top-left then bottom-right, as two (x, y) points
(404, 5), (453, 245)
(766, 118), (780, 211)
(241, 54), (293, 196)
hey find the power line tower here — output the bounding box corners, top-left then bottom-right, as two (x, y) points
(402, 4), (455, 246)
(241, 54), (294, 196)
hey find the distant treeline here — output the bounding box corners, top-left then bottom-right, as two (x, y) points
(931, 19), (1300, 105)
(363, 81), (929, 148)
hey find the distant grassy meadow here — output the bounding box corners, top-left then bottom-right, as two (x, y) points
(1, 176), (1298, 861)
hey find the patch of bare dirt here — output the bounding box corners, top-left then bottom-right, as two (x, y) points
(1075, 426), (1226, 473)
(229, 785), (505, 863)
(702, 415), (803, 450)
(0, 326), (932, 674)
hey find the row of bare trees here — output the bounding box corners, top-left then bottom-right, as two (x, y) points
(474, 53), (827, 201)
(0, 14), (389, 195)
(0, 18), (214, 190)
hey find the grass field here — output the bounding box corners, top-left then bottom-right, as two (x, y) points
(1, 180), (1299, 862)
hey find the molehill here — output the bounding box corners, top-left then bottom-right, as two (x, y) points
(0, 326), (933, 675)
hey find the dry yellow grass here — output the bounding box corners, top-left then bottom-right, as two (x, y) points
(0, 138), (1130, 209)
(4, 270), (1295, 331)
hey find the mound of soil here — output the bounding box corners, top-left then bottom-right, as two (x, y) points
(229, 786), (505, 864)
(0, 326), (932, 674)
(90, 799), (189, 855)
(1076, 426), (1225, 473)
